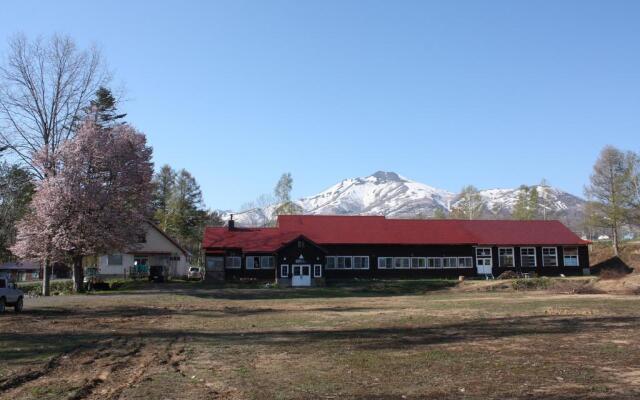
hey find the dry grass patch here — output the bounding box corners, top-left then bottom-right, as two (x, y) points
(1, 283), (640, 399)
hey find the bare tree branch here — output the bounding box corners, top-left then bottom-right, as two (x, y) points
(0, 33), (109, 178)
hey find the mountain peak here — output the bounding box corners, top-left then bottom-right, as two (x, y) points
(225, 172), (585, 230)
(369, 171), (403, 182)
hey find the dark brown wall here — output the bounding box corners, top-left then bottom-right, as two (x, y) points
(212, 243), (589, 281)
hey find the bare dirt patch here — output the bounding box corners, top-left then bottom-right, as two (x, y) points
(2, 284), (640, 399)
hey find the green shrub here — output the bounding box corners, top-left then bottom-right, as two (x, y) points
(17, 280), (74, 296)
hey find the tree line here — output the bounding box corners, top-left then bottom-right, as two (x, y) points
(0, 34), (221, 294)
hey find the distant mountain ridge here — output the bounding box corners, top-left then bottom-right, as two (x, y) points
(223, 171), (586, 230)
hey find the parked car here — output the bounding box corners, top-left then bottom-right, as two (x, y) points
(149, 265), (165, 283)
(187, 266), (204, 281)
(0, 275), (24, 313)
(83, 267), (108, 290)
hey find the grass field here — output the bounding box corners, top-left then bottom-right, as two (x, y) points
(1, 280), (640, 399)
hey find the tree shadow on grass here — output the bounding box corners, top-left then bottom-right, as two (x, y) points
(1, 314), (637, 365)
(96, 279), (458, 300)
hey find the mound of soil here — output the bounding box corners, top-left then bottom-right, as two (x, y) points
(591, 256), (633, 277)
(497, 271), (518, 280)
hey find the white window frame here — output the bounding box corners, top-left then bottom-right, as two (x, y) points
(327, 256), (367, 270)
(313, 264), (322, 277)
(261, 256), (275, 269)
(246, 256), (256, 269)
(353, 256), (370, 270)
(441, 257), (458, 269)
(475, 247), (492, 258)
(393, 257), (410, 269)
(280, 264), (289, 278)
(225, 256), (241, 269)
(377, 257), (393, 269)
(498, 247), (515, 268)
(563, 247), (579, 266)
(427, 257), (442, 269)
(542, 247), (558, 267)
(458, 257), (473, 268)
(520, 247), (537, 267)
(411, 257), (427, 269)
(337, 256), (352, 269)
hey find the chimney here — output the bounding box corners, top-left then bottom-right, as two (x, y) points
(228, 214), (235, 230)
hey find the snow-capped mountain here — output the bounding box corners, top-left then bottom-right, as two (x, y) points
(223, 171), (586, 228)
(298, 171), (454, 217)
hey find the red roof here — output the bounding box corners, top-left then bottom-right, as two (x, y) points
(202, 215), (589, 252)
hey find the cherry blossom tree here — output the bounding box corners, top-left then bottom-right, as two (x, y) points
(12, 121), (153, 292)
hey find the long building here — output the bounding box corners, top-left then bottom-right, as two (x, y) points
(202, 215), (590, 286)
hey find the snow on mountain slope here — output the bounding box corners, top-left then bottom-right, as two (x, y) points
(223, 171), (586, 228)
(476, 186), (585, 219)
(299, 171), (454, 217)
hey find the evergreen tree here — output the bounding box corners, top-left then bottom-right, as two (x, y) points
(432, 208), (447, 219)
(0, 163), (34, 261)
(528, 186), (539, 219)
(83, 86), (127, 128)
(152, 165), (177, 229)
(512, 185), (537, 220)
(166, 170), (205, 239)
(150, 166), (212, 263)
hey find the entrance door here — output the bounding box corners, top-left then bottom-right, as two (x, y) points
(476, 257), (492, 275)
(292, 264), (311, 287)
(133, 256), (149, 278)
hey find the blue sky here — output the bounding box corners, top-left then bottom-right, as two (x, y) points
(2, 1), (639, 210)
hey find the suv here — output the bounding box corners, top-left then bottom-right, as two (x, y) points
(0, 275), (24, 313)
(149, 265), (165, 283)
(187, 266), (203, 281)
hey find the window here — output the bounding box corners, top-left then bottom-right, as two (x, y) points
(108, 254), (123, 266)
(427, 258), (442, 269)
(136, 233), (146, 243)
(520, 247), (536, 267)
(542, 247), (558, 266)
(0, 279), (5, 289)
(476, 247), (492, 258)
(246, 256), (274, 269)
(353, 256), (370, 269)
(337, 256), (352, 269)
(563, 247), (579, 266)
(327, 256), (361, 270)
(313, 264), (322, 277)
(393, 257), (410, 269)
(441, 257), (458, 268)
(458, 257), (473, 268)
(246, 256), (258, 269)
(206, 257), (224, 271)
(261, 256), (275, 269)
(225, 256), (241, 269)
(498, 248), (514, 267)
(378, 257), (393, 269)
(411, 257), (427, 269)
(280, 264), (289, 278)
